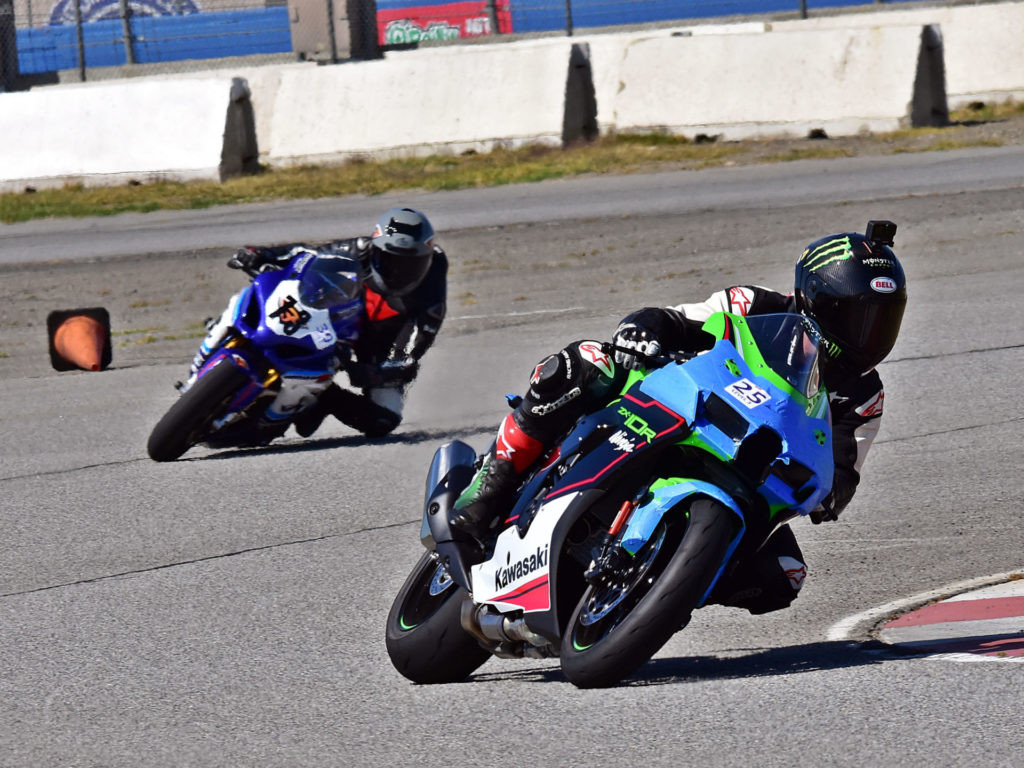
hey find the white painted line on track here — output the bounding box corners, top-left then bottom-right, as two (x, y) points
(918, 652), (1024, 664)
(452, 306), (586, 321)
(826, 570), (1024, 642)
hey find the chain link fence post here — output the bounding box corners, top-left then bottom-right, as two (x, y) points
(0, 0), (16, 91)
(72, 0), (86, 81)
(288, 0), (379, 62)
(118, 0), (136, 65)
(485, 0), (499, 36)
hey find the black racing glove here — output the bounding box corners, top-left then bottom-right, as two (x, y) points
(612, 322), (662, 370)
(810, 495), (840, 524)
(227, 246), (277, 274)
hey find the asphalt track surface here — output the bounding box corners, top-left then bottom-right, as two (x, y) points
(1, 147), (1023, 767)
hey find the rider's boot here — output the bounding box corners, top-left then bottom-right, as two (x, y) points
(293, 384), (340, 437)
(450, 413), (544, 541)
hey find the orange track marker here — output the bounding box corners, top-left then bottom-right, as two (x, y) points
(46, 308), (112, 372)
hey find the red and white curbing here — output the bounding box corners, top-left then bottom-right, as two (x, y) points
(828, 571), (1024, 663)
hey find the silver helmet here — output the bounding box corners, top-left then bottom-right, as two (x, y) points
(368, 207), (435, 296)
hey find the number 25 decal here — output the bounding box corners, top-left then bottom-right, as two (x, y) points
(725, 378), (772, 409)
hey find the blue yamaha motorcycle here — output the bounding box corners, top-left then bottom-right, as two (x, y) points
(147, 251), (363, 462)
(386, 311), (834, 688)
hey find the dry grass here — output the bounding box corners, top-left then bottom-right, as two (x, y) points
(2, 99), (1021, 225)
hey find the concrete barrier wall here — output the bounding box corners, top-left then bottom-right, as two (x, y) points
(600, 25), (933, 140)
(266, 39), (578, 165)
(771, 1), (1024, 106)
(577, 22), (770, 134)
(3, 2), (1022, 190)
(0, 77), (257, 192)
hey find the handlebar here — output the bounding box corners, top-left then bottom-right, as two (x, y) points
(599, 341), (696, 368)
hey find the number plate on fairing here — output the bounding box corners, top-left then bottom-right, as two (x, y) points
(724, 378), (772, 409)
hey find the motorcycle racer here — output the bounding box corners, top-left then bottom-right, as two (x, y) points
(450, 220), (907, 616)
(202, 207), (448, 439)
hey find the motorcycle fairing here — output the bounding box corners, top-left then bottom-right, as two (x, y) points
(470, 493), (573, 614)
(263, 279), (337, 350)
(619, 476), (746, 606)
(638, 333), (832, 517)
(231, 269), (361, 379)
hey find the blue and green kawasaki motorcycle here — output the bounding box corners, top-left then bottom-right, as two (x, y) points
(386, 312), (834, 688)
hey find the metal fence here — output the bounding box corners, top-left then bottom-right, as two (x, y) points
(1, 0), (910, 89)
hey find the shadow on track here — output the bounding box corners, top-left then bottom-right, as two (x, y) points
(189, 424), (495, 461)
(468, 640), (899, 687)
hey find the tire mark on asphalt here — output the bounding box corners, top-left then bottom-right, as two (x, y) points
(873, 415), (1024, 445)
(0, 517), (421, 600)
(0, 424), (496, 483)
(885, 341), (1023, 364)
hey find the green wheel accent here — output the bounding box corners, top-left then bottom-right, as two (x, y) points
(385, 552), (491, 684)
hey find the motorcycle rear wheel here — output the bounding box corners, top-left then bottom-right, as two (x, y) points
(560, 497), (737, 688)
(385, 551), (490, 684)
(147, 361), (250, 462)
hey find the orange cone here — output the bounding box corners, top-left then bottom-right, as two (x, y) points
(47, 308), (112, 372)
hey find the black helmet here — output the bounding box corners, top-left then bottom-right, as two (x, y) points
(794, 221), (907, 378)
(298, 253), (362, 310)
(368, 207), (435, 296)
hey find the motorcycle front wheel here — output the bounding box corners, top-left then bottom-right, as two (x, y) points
(147, 361), (251, 462)
(385, 551), (490, 684)
(560, 497), (737, 689)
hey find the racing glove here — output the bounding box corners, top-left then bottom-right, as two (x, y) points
(612, 322), (662, 370)
(227, 246), (278, 274)
(809, 496), (839, 524)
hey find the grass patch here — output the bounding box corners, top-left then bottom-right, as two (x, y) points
(1, 105), (1018, 226)
(763, 146), (857, 163)
(950, 98), (1024, 123)
(891, 137), (1004, 153)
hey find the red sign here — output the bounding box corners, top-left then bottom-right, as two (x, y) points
(377, 1), (513, 46)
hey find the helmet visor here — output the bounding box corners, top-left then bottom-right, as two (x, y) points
(371, 247), (431, 295)
(814, 292), (906, 371)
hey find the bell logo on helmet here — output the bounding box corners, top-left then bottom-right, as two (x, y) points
(870, 277), (898, 293)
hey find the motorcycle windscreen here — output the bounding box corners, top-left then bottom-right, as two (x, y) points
(742, 313), (824, 400)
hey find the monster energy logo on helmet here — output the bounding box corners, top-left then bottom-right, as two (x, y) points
(800, 236), (854, 272)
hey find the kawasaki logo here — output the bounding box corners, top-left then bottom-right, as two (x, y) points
(495, 545), (549, 590)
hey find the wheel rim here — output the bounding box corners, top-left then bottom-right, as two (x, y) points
(397, 558), (456, 631)
(571, 523), (669, 651)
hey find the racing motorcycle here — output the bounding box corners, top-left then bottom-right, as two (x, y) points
(147, 251), (363, 462)
(385, 311), (834, 688)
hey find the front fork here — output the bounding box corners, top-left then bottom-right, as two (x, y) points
(586, 477), (747, 606)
